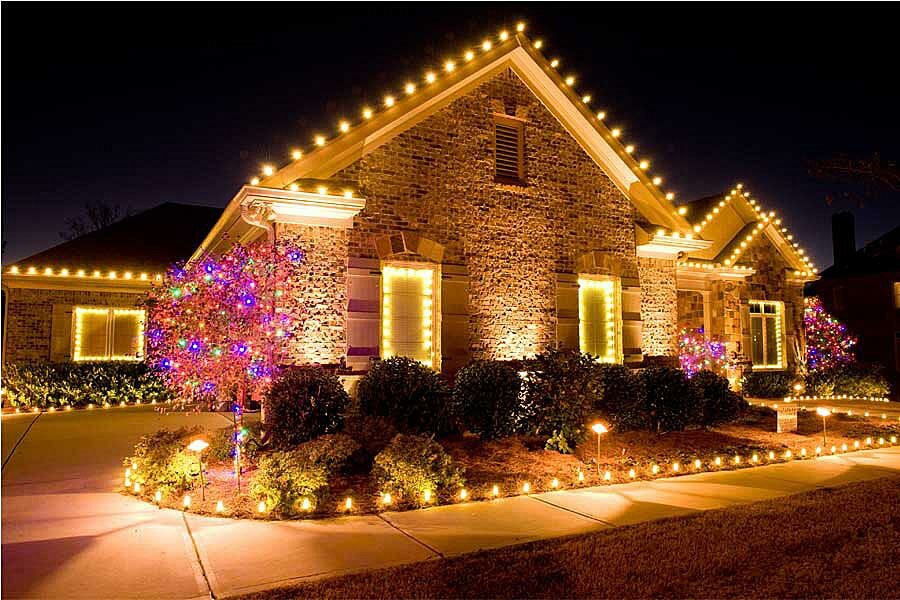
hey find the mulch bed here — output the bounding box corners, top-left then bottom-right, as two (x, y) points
(129, 407), (900, 519)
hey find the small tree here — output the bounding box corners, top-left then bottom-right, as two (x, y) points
(677, 327), (728, 378)
(146, 241), (303, 407)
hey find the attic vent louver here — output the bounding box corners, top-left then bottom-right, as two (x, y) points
(494, 118), (524, 183)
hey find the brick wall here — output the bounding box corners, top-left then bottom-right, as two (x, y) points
(3, 287), (142, 363)
(275, 223), (349, 365)
(334, 68), (640, 361)
(637, 257), (678, 357)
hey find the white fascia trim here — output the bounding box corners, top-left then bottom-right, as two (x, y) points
(237, 185), (367, 229)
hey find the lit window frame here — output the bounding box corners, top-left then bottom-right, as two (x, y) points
(748, 299), (785, 370)
(577, 275), (623, 364)
(72, 306), (146, 362)
(380, 263), (439, 369)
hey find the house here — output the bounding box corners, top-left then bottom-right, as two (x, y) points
(2, 29), (818, 385)
(2, 203), (221, 363)
(807, 213), (900, 389)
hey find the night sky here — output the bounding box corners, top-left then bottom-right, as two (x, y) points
(3, 4), (898, 268)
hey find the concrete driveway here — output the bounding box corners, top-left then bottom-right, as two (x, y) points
(3, 406), (900, 599)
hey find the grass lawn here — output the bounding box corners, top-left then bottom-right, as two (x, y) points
(151, 406), (899, 519)
(241, 476), (900, 599)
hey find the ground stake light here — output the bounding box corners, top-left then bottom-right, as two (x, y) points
(186, 439), (209, 501)
(591, 422), (609, 475)
(816, 407), (831, 446)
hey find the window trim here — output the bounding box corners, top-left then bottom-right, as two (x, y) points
(748, 299), (785, 371)
(379, 262), (440, 370)
(72, 306), (145, 362)
(578, 275), (623, 364)
(493, 114), (526, 185)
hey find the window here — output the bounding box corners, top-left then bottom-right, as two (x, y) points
(494, 116), (525, 183)
(578, 277), (622, 363)
(893, 282), (900, 309)
(72, 306), (145, 361)
(381, 265), (437, 368)
(748, 300), (784, 369)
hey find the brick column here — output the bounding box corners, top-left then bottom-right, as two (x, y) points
(638, 256), (678, 358)
(275, 223), (349, 366)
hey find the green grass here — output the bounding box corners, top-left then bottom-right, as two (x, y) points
(242, 476), (900, 599)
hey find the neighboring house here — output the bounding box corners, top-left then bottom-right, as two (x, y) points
(807, 213), (900, 389)
(187, 32), (817, 380)
(2, 203), (221, 364)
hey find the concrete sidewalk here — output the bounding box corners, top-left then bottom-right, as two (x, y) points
(3, 407), (900, 599)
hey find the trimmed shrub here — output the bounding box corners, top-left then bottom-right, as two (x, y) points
(454, 360), (525, 440)
(2, 361), (171, 409)
(692, 370), (747, 427)
(265, 366), (349, 448)
(357, 357), (456, 436)
(740, 371), (794, 398)
(806, 362), (890, 398)
(372, 434), (464, 505)
(249, 433), (359, 514)
(342, 415), (398, 464)
(207, 420), (266, 464)
(592, 364), (647, 431)
(124, 426), (203, 493)
(523, 349), (599, 452)
(639, 367), (701, 432)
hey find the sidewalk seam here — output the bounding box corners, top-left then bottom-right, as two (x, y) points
(2, 413), (41, 472)
(529, 495), (617, 527)
(377, 513), (446, 558)
(183, 511), (217, 599)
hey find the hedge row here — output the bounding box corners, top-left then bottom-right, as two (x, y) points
(740, 362), (890, 398)
(2, 361), (172, 408)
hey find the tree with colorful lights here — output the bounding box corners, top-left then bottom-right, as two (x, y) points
(677, 327), (729, 377)
(804, 296), (856, 372)
(145, 241), (304, 408)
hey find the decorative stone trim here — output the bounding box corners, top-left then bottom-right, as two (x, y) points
(374, 232), (445, 263)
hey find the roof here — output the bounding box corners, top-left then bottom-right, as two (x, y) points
(679, 184), (817, 277)
(8, 202), (222, 273)
(192, 26), (694, 262)
(815, 224), (900, 279)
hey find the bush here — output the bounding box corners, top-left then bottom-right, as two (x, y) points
(454, 360), (525, 440)
(342, 415), (398, 465)
(740, 371), (794, 398)
(249, 433), (359, 514)
(372, 434), (464, 505)
(592, 364), (647, 431)
(806, 362), (890, 397)
(523, 349), (599, 452)
(206, 420), (266, 464)
(265, 367), (349, 448)
(2, 361), (171, 409)
(357, 357), (456, 436)
(124, 426), (203, 493)
(692, 370), (747, 427)
(639, 367), (701, 432)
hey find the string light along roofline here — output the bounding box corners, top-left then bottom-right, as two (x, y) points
(685, 182), (817, 276)
(241, 24), (692, 234)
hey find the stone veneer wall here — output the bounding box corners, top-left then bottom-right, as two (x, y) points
(334, 68), (641, 361)
(677, 290), (705, 332)
(2, 287), (142, 363)
(275, 223), (349, 365)
(637, 257), (678, 357)
(736, 238), (805, 367)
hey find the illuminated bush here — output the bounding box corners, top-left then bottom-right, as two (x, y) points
(2, 361), (171, 409)
(805, 362), (889, 397)
(124, 426), (203, 493)
(265, 366), (350, 448)
(522, 349), (599, 452)
(357, 357), (457, 435)
(372, 434), (464, 506)
(249, 433), (359, 515)
(454, 360), (526, 440)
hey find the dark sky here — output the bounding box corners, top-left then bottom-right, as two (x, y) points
(4, 4), (899, 268)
